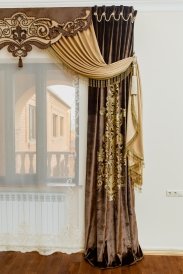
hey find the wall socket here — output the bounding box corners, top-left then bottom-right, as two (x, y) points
(166, 190), (183, 197)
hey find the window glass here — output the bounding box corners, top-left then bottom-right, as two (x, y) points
(0, 63), (79, 186)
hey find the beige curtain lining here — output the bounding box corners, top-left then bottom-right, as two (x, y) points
(126, 65), (144, 188)
(49, 23), (144, 188)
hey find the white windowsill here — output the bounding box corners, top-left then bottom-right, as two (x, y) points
(46, 182), (77, 187)
(0, 183), (82, 193)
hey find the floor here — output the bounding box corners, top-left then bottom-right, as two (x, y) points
(0, 251), (182, 274)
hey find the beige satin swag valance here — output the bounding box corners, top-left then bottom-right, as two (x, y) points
(50, 23), (134, 80)
(49, 23), (144, 188)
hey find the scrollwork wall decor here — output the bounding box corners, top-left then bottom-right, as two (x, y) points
(0, 8), (91, 67)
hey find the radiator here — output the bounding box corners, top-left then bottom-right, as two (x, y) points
(0, 192), (84, 254)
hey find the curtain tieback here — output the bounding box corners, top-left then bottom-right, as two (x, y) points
(131, 56), (138, 95)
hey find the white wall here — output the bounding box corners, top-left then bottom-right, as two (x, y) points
(135, 12), (183, 251)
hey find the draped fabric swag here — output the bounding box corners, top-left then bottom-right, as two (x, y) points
(0, 5), (144, 269)
(50, 24), (134, 80)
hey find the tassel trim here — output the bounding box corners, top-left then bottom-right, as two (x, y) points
(127, 150), (144, 189)
(18, 57), (23, 68)
(131, 56), (138, 95)
(89, 65), (132, 87)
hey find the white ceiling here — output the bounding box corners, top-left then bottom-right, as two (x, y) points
(0, 0), (182, 11)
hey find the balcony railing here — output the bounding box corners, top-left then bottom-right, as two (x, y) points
(15, 151), (76, 178)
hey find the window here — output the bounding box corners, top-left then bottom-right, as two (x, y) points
(0, 61), (87, 187)
(0, 52), (87, 254)
(60, 116), (64, 136)
(29, 105), (36, 141)
(52, 114), (58, 137)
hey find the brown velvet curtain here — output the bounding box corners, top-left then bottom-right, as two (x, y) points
(85, 5), (143, 268)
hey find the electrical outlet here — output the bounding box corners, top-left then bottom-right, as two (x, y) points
(166, 190), (183, 197)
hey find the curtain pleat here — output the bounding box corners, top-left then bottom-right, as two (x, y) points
(84, 5), (143, 268)
(50, 24), (134, 80)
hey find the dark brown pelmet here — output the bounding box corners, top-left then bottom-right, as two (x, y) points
(0, 7), (92, 65)
(0, 7), (91, 30)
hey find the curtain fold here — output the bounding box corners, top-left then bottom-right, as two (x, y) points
(50, 24), (134, 80)
(84, 5), (143, 268)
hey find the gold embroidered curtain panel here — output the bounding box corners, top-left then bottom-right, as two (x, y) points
(0, 5), (144, 269)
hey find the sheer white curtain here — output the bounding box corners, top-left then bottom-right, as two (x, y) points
(0, 49), (88, 254)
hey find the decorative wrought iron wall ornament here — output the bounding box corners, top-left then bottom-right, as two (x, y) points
(0, 9), (91, 67)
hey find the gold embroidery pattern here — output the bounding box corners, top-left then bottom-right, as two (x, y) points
(97, 83), (125, 201)
(0, 10), (90, 63)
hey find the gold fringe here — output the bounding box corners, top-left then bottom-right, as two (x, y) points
(127, 150), (144, 189)
(89, 65), (132, 87)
